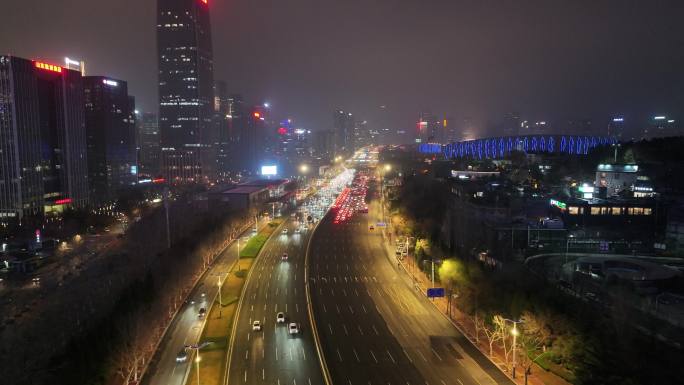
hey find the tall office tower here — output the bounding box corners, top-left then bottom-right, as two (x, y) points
(312, 129), (335, 162)
(213, 80), (231, 180)
(83, 77), (137, 204)
(417, 111), (440, 143)
(607, 116), (626, 140)
(157, 0), (215, 184)
(226, 94), (248, 173)
(138, 112), (161, 178)
(502, 112), (520, 137)
(0, 56), (89, 223)
(353, 120), (371, 149)
(333, 109), (354, 156)
(642, 115), (678, 139)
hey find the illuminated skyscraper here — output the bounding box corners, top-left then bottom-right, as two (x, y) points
(0, 55), (89, 222)
(157, 0), (215, 183)
(83, 76), (137, 204)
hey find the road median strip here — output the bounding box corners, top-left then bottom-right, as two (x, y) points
(184, 219), (282, 385)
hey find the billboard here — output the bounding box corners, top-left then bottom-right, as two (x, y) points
(261, 165), (277, 176)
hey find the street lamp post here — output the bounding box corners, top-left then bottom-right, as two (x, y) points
(503, 318), (523, 378)
(216, 272), (227, 318)
(565, 234), (575, 265)
(236, 238), (241, 272)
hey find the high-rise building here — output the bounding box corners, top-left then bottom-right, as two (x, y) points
(642, 115), (678, 139)
(83, 76), (137, 204)
(354, 120), (372, 149)
(607, 116), (626, 140)
(418, 111), (441, 143)
(502, 112), (520, 137)
(157, 0), (215, 184)
(0, 55), (89, 222)
(312, 129), (335, 162)
(333, 109), (354, 155)
(213, 80), (230, 180)
(138, 112), (161, 178)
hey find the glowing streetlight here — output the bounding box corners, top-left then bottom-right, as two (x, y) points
(384, 164), (392, 172)
(299, 164), (309, 174)
(263, 102), (270, 108)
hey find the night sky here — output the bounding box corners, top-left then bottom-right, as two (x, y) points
(2, 0), (683, 136)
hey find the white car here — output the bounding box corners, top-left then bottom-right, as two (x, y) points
(288, 322), (299, 335)
(252, 320), (262, 331)
(276, 312), (286, 323)
(176, 348), (188, 363)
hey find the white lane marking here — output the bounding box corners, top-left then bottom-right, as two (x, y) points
(431, 348), (443, 361)
(301, 347), (306, 360)
(387, 349), (396, 364)
(336, 305), (341, 314)
(296, 303), (299, 313)
(276, 346), (279, 361)
(372, 325), (379, 335)
(403, 348), (412, 363)
(361, 304), (367, 313)
(353, 348), (360, 362)
(370, 349), (378, 363)
(357, 325), (364, 335)
(244, 370), (247, 382)
(348, 305), (354, 314)
(337, 348), (343, 362)
(245, 349), (248, 359)
(262, 368), (265, 380)
(417, 350), (428, 362)
(328, 323), (333, 334)
(343, 324), (349, 336)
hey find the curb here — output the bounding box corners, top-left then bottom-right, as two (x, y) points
(304, 215), (334, 385)
(139, 219), (256, 385)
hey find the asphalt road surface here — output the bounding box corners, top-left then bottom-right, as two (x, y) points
(227, 219), (324, 385)
(144, 223), (262, 385)
(308, 199), (515, 385)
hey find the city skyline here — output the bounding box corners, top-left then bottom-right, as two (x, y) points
(1, 0), (683, 136)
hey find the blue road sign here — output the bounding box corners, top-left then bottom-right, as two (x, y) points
(427, 288), (445, 298)
(376, 222), (387, 227)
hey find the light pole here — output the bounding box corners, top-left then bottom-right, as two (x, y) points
(236, 237), (241, 272)
(215, 272), (227, 318)
(503, 318), (523, 378)
(185, 342), (212, 385)
(565, 234), (575, 265)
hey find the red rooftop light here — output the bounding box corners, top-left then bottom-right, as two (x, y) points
(34, 61), (62, 73)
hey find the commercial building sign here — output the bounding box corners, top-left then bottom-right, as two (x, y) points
(550, 199), (567, 210)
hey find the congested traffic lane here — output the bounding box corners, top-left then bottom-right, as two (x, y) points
(226, 170), (354, 385)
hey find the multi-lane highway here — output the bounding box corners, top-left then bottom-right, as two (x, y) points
(308, 196), (515, 385)
(226, 219), (324, 385)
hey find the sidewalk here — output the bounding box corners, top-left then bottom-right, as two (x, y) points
(377, 207), (568, 385)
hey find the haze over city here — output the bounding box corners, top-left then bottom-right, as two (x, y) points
(1, 2), (684, 385)
(2, 0), (683, 136)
